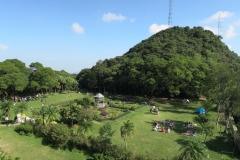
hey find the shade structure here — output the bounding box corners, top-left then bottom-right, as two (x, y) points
(94, 93), (104, 108)
(196, 108), (205, 114)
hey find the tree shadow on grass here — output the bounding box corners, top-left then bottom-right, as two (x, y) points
(160, 108), (196, 115)
(205, 134), (240, 159)
(41, 137), (60, 149)
(175, 138), (189, 146)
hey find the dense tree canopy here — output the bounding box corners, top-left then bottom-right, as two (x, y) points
(77, 26), (240, 98)
(0, 60), (78, 100)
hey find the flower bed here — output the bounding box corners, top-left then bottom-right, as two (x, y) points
(108, 101), (140, 110)
(97, 107), (127, 121)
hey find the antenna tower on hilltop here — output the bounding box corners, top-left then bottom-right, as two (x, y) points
(218, 13), (222, 37)
(168, 0), (173, 27)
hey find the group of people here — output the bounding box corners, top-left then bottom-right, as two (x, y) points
(161, 120), (175, 130)
(152, 120), (172, 133)
(152, 119), (197, 136)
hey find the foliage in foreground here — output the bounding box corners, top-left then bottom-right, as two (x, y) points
(179, 140), (209, 160)
(18, 120), (159, 160)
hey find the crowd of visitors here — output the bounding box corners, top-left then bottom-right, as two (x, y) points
(153, 119), (175, 133)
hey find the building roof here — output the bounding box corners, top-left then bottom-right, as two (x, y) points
(94, 93), (104, 98)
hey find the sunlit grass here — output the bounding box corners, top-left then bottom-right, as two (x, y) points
(0, 126), (87, 160)
(1, 95), (239, 160)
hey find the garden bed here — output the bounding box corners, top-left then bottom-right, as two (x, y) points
(98, 107), (126, 121)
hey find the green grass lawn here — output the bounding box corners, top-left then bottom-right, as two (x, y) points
(0, 126), (87, 160)
(14, 92), (85, 118)
(1, 95), (240, 160)
(93, 99), (240, 160)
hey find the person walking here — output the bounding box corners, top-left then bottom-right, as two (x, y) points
(5, 115), (9, 126)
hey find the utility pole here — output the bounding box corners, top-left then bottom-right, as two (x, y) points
(218, 13), (222, 38)
(168, 0), (173, 28)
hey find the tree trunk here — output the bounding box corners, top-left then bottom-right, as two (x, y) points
(4, 91), (8, 99)
(124, 138), (127, 149)
(71, 117), (73, 127)
(225, 101), (233, 133)
(216, 103), (221, 128)
(42, 114), (45, 125)
(204, 134), (208, 143)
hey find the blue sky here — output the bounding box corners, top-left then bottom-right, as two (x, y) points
(1, 0), (240, 73)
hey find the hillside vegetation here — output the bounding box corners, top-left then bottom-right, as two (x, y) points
(77, 26), (240, 98)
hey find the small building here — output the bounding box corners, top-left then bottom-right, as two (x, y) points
(94, 93), (105, 108)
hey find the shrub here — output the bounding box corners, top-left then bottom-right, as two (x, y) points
(34, 124), (51, 137)
(92, 153), (115, 160)
(14, 124), (33, 135)
(77, 108), (99, 122)
(48, 123), (70, 148)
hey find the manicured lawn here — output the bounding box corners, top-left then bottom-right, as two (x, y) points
(93, 99), (240, 160)
(14, 92), (85, 118)
(0, 126), (87, 160)
(1, 95), (240, 160)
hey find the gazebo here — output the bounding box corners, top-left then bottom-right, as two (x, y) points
(94, 93), (105, 108)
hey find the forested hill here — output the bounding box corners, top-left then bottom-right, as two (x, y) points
(124, 26), (239, 64)
(77, 26), (240, 98)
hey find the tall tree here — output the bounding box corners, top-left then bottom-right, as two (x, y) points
(0, 61), (28, 99)
(203, 123), (215, 143)
(120, 120), (135, 149)
(203, 64), (237, 127)
(193, 114), (210, 135)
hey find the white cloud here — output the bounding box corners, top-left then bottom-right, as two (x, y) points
(234, 19), (240, 26)
(130, 18), (136, 23)
(225, 25), (237, 39)
(202, 11), (234, 23)
(72, 23), (84, 34)
(0, 44), (8, 51)
(204, 26), (218, 35)
(102, 12), (126, 22)
(149, 24), (169, 34)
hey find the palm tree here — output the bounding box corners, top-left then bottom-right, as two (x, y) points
(78, 118), (94, 137)
(14, 102), (28, 116)
(0, 100), (13, 116)
(46, 105), (60, 124)
(120, 120), (135, 149)
(179, 140), (209, 160)
(57, 75), (66, 92)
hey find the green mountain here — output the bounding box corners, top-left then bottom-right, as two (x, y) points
(126, 26), (238, 63)
(77, 26), (240, 98)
